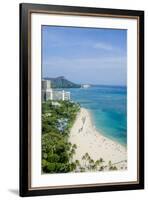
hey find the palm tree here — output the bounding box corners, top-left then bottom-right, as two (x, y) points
(89, 159), (95, 170)
(99, 166), (104, 171)
(75, 160), (80, 166)
(91, 164), (96, 171)
(82, 154), (87, 168)
(85, 152), (89, 158)
(71, 148), (75, 157)
(82, 155), (86, 160)
(108, 160), (112, 169)
(69, 152), (72, 162)
(80, 167), (85, 172)
(94, 160), (100, 171)
(70, 162), (76, 171)
(75, 160), (80, 171)
(72, 144), (77, 150)
(95, 160), (100, 166)
(85, 153), (91, 169)
(82, 153), (88, 168)
(99, 158), (104, 163)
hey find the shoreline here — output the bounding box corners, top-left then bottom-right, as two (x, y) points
(86, 108), (127, 148)
(69, 107), (127, 171)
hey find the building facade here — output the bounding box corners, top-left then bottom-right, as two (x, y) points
(42, 80), (70, 101)
(81, 84), (91, 88)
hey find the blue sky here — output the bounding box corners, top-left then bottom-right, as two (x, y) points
(42, 25), (127, 86)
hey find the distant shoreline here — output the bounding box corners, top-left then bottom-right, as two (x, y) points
(69, 107), (127, 171)
(43, 77), (127, 88)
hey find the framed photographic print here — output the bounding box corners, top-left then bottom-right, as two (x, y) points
(19, 3), (144, 197)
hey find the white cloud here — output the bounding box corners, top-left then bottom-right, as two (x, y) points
(93, 42), (113, 51)
(43, 31), (115, 51)
(43, 55), (126, 69)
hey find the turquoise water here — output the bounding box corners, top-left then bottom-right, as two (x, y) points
(65, 86), (127, 146)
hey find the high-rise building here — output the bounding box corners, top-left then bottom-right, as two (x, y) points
(42, 80), (70, 101)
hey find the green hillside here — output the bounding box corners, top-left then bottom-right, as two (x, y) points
(44, 76), (81, 88)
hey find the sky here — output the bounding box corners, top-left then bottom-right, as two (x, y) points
(42, 25), (127, 86)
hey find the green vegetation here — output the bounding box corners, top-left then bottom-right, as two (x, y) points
(42, 100), (80, 173)
(42, 100), (118, 173)
(73, 153), (117, 172)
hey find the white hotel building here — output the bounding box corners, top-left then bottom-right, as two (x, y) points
(42, 80), (70, 101)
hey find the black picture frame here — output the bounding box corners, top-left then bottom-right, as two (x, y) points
(20, 3), (144, 197)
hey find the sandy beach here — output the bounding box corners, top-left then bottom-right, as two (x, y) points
(69, 108), (127, 171)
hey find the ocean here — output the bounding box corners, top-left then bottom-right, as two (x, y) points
(65, 85), (127, 146)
